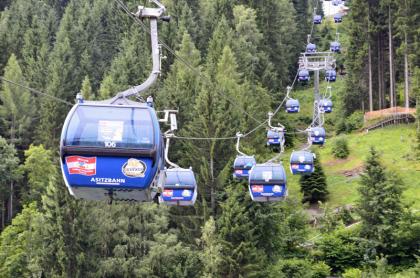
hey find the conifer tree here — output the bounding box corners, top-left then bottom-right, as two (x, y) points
(0, 136), (20, 229)
(19, 145), (55, 206)
(299, 154), (329, 204)
(217, 185), (267, 277)
(200, 217), (223, 278)
(0, 54), (34, 149)
(158, 31), (202, 127)
(80, 75), (92, 100)
(358, 147), (404, 256)
(0, 202), (41, 277)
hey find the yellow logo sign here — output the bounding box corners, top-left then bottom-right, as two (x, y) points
(122, 158), (146, 178)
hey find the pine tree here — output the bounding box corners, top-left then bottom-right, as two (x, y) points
(80, 75), (92, 100)
(358, 147), (404, 256)
(19, 144), (56, 206)
(200, 217), (223, 278)
(157, 30), (202, 127)
(0, 136), (20, 229)
(0, 54), (34, 149)
(299, 154), (329, 204)
(0, 202), (41, 277)
(217, 185), (267, 278)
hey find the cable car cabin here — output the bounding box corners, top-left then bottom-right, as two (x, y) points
(290, 151), (314, 175)
(298, 69), (310, 82)
(330, 41), (341, 53)
(313, 15), (322, 24)
(267, 129), (285, 149)
(319, 99), (333, 113)
(334, 14), (342, 23)
(286, 98), (300, 113)
(160, 168), (197, 206)
(309, 126), (326, 145)
(248, 164), (287, 202)
(60, 103), (164, 202)
(325, 69), (337, 82)
(233, 156), (256, 179)
(306, 43), (317, 53)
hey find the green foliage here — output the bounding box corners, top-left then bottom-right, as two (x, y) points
(217, 185), (267, 277)
(342, 268), (363, 278)
(0, 202), (40, 277)
(19, 144), (56, 206)
(269, 258), (312, 278)
(80, 75), (92, 100)
(311, 261), (332, 278)
(332, 136), (350, 159)
(0, 136), (20, 220)
(0, 54), (34, 147)
(337, 111), (364, 134)
(315, 227), (365, 274)
(300, 154), (329, 204)
(200, 217), (223, 278)
(358, 147), (405, 256)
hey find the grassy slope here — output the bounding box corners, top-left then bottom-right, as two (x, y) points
(278, 80), (420, 209)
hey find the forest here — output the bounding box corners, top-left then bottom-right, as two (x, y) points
(0, 0), (419, 277)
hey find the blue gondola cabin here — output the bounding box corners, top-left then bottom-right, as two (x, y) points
(160, 168), (197, 206)
(233, 156), (256, 179)
(334, 14), (342, 23)
(309, 127), (326, 145)
(325, 69), (337, 82)
(313, 15), (322, 24)
(298, 69), (310, 82)
(267, 129), (285, 148)
(248, 164), (288, 202)
(306, 43), (317, 53)
(290, 151), (315, 175)
(60, 102), (165, 202)
(286, 98), (300, 113)
(319, 99), (333, 113)
(330, 41), (341, 53)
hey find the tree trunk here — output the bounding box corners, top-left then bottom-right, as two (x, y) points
(388, 5), (395, 108)
(378, 36), (383, 109)
(404, 31), (409, 109)
(210, 156), (215, 216)
(369, 42), (373, 111)
(1, 201), (4, 230)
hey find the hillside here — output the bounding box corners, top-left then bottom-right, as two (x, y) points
(283, 125), (419, 209)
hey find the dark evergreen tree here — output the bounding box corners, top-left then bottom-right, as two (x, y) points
(358, 147), (404, 257)
(217, 185), (267, 278)
(0, 54), (34, 149)
(299, 154), (329, 204)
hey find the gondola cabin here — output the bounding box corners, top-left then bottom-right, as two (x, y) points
(233, 156), (256, 179)
(286, 98), (300, 113)
(325, 69), (337, 82)
(330, 41), (341, 53)
(290, 151), (315, 175)
(309, 127), (326, 145)
(248, 164), (287, 202)
(60, 102), (165, 202)
(313, 15), (322, 24)
(160, 168), (197, 206)
(334, 14), (342, 23)
(267, 129), (285, 148)
(298, 69), (310, 82)
(306, 43), (317, 53)
(319, 99), (333, 113)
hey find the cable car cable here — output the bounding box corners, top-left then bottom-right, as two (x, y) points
(0, 77), (73, 106)
(113, 0), (265, 126)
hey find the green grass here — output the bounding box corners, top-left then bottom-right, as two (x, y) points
(281, 125), (420, 209)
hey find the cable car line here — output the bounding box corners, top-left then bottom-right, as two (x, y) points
(0, 77), (73, 106)
(113, 0), (265, 127)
